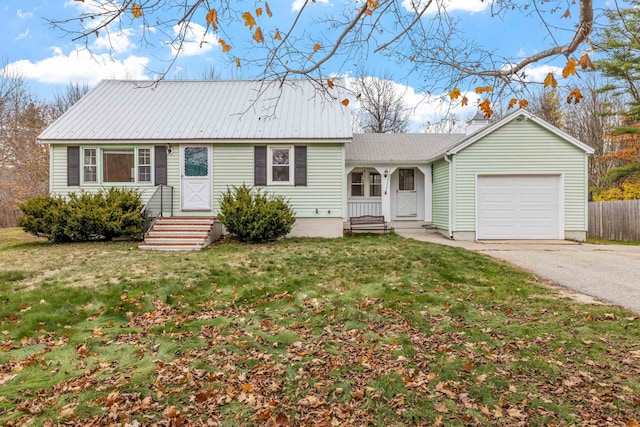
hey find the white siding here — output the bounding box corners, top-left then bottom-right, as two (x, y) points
(452, 119), (588, 233)
(210, 143), (344, 218)
(432, 159), (449, 230)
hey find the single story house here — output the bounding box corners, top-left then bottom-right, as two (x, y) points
(38, 79), (352, 244)
(38, 79), (594, 248)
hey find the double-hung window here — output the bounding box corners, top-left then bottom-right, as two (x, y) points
(268, 146), (293, 185)
(351, 172), (364, 196)
(83, 148), (97, 183)
(138, 148), (151, 182)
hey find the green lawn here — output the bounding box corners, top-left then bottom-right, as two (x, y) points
(1, 228), (639, 426)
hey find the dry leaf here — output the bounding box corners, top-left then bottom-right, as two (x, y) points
(435, 403), (449, 413)
(242, 12), (256, 30)
(254, 27), (264, 43)
(131, 4), (143, 18)
(562, 57), (578, 78)
(206, 9), (218, 31)
(544, 72), (558, 89)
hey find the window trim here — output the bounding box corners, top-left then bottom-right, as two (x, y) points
(80, 146), (154, 185)
(267, 145), (294, 186)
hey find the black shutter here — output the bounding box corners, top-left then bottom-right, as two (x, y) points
(295, 146), (307, 186)
(154, 145), (168, 185)
(67, 146), (80, 186)
(254, 146), (267, 186)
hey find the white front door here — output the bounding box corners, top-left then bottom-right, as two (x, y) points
(396, 168), (417, 217)
(181, 146), (212, 211)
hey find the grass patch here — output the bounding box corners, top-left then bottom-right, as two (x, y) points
(587, 237), (640, 245)
(0, 229), (639, 426)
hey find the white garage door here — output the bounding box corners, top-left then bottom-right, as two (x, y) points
(477, 175), (562, 240)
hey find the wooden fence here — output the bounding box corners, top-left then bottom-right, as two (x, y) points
(588, 200), (640, 242)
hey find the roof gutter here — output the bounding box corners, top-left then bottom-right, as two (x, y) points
(444, 153), (454, 239)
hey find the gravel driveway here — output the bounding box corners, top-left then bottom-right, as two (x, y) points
(396, 230), (640, 314)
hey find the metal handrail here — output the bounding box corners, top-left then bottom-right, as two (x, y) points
(141, 185), (173, 235)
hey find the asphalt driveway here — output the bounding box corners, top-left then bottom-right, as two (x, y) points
(396, 230), (640, 314)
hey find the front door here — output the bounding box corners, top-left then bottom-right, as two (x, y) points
(396, 168), (417, 217)
(181, 146), (212, 211)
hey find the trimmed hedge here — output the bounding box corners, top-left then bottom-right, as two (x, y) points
(217, 184), (295, 243)
(19, 188), (143, 242)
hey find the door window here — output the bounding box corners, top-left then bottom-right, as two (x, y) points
(184, 147), (208, 177)
(398, 168), (415, 191)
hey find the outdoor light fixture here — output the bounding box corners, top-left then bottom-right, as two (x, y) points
(384, 169), (389, 178)
(166, 143), (173, 155)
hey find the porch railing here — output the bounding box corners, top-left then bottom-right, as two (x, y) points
(348, 201), (382, 218)
(141, 185), (174, 235)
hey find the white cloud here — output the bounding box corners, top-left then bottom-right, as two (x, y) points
(15, 28), (30, 41)
(522, 64), (562, 82)
(171, 23), (217, 57)
(17, 9), (34, 19)
(93, 28), (136, 55)
(291, 0), (331, 12)
(6, 48), (150, 85)
(402, 0), (489, 14)
(63, 0), (103, 13)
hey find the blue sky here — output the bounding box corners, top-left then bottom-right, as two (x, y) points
(0, 0), (609, 131)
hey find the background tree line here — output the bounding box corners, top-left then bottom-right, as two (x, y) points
(0, 60), (88, 227)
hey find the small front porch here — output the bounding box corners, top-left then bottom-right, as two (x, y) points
(345, 165), (433, 224)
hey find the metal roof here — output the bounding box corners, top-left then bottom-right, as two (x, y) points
(347, 133), (465, 164)
(38, 79), (353, 142)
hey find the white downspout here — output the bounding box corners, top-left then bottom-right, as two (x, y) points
(444, 154), (453, 239)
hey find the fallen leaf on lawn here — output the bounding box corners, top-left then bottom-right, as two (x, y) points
(163, 405), (180, 418)
(274, 412), (291, 426)
(298, 395), (323, 407)
(626, 420), (640, 427)
(507, 407), (526, 419)
(435, 403), (449, 413)
(0, 373), (17, 385)
(58, 403), (77, 418)
(476, 374), (487, 384)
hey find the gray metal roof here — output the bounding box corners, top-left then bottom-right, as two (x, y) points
(347, 133), (465, 164)
(38, 79), (353, 142)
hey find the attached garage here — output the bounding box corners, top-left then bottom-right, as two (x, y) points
(431, 109), (595, 242)
(476, 175), (562, 240)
